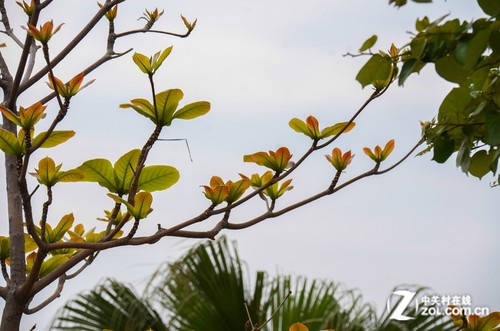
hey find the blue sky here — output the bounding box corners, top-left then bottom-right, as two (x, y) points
(1, 0), (499, 329)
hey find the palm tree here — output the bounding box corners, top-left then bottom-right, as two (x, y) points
(50, 237), (454, 331)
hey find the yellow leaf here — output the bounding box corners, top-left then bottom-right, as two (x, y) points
(39, 255), (69, 277)
(132, 191), (153, 219)
(24, 234), (38, 253)
(0, 105), (22, 127)
(132, 52), (152, 74)
(36, 156), (58, 186)
(47, 213), (74, 243)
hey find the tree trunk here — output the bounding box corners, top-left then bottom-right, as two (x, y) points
(0, 294), (24, 331)
(2, 122), (27, 330)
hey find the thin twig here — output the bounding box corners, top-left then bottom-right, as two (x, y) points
(65, 257), (94, 280)
(244, 302), (255, 330)
(257, 291), (292, 330)
(157, 138), (194, 162)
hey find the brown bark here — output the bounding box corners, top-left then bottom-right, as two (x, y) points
(2, 127), (27, 331)
(0, 294), (25, 331)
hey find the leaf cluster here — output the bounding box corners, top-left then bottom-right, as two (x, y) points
(356, 0), (500, 183)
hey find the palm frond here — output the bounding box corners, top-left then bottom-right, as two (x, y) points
(146, 237), (255, 330)
(50, 278), (166, 331)
(266, 275), (375, 331)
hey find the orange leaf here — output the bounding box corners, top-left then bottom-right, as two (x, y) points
(305, 115), (320, 138)
(289, 323), (309, 331)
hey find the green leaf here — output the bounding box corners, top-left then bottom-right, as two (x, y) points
(155, 89), (184, 126)
(119, 98), (156, 123)
(416, 16), (430, 32)
(490, 28), (500, 53)
(56, 169), (85, 183)
(152, 46), (173, 73)
(39, 255), (69, 278)
(463, 22), (492, 70)
(0, 128), (22, 155)
(435, 55), (471, 84)
(389, 0), (407, 7)
(469, 150), (492, 179)
(485, 109), (500, 145)
(432, 134), (455, 163)
(477, 0), (500, 17)
(47, 213), (75, 243)
(33, 130), (75, 148)
(410, 36), (428, 60)
(359, 35), (377, 52)
(173, 101), (211, 120)
(78, 159), (117, 192)
(289, 118), (312, 138)
(114, 149), (140, 194)
(132, 52), (152, 74)
(320, 122), (356, 138)
(355, 54), (392, 88)
(438, 87), (472, 124)
(399, 59), (416, 86)
(137, 165), (180, 192)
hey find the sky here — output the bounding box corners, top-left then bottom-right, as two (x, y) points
(1, 0), (499, 330)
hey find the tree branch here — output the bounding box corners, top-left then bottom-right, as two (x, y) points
(18, 0), (126, 95)
(39, 186), (53, 243)
(0, 0), (24, 48)
(21, 42), (39, 84)
(40, 137), (423, 253)
(114, 27), (192, 39)
(127, 125), (162, 203)
(24, 275), (65, 314)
